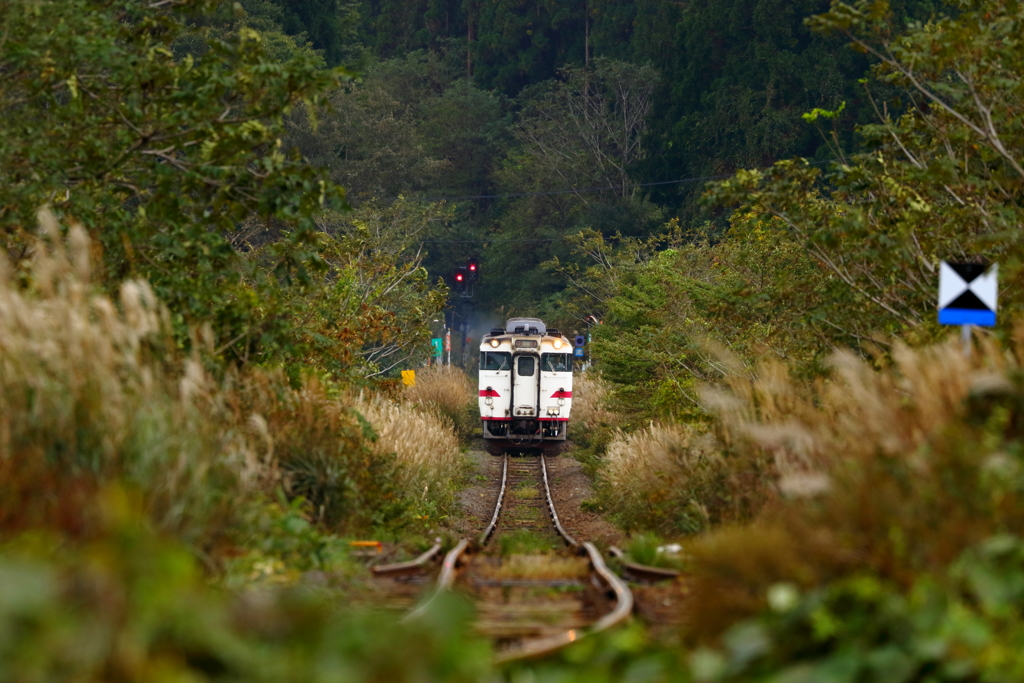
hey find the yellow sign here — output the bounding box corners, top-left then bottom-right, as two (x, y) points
(401, 370), (416, 387)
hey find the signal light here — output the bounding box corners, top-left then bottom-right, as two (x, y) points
(466, 257), (479, 282)
(452, 267), (468, 292)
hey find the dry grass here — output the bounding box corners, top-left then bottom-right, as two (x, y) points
(589, 328), (1024, 641)
(704, 341), (986, 488)
(476, 555), (588, 580)
(238, 373), (404, 531)
(403, 365), (477, 439)
(678, 332), (1024, 640)
(353, 393), (464, 495)
(0, 210), (467, 547)
(569, 371), (618, 437)
(602, 423), (731, 534)
(0, 209), (257, 544)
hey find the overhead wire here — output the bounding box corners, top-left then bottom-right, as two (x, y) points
(390, 156), (845, 243)
(389, 155), (842, 205)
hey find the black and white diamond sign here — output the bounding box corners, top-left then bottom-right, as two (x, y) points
(938, 261), (997, 327)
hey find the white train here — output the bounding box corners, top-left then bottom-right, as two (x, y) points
(478, 317), (573, 455)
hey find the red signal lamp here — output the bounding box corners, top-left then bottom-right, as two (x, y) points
(453, 266), (468, 291)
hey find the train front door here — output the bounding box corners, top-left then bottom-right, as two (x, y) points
(513, 355), (538, 417)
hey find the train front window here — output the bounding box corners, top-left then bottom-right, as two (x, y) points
(480, 352), (511, 371)
(541, 353), (571, 372)
(517, 356), (535, 377)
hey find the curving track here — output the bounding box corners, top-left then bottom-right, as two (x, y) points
(404, 453), (633, 663)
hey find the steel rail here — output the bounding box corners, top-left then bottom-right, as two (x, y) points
(584, 542), (634, 631)
(540, 454), (578, 548)
(402, 539), (471, 622)
(478, 454), (508, 546)
(607, 546), (681, 582)
(405, 454), (509, 620)
(492, 541), (634, 663)
(406, 451), (634, 665)
(371, 539), (444, 577)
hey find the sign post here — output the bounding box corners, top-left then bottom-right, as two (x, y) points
(938, 261), (998, 357)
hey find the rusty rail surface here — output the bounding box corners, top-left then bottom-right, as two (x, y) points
(540, 454), (578, 548)
(584, 542), (633, 631)
(403, 539), (471, 622)
(371, 539), (444, 577)
(478, 453), (509, 546)
(607, 546), (682, 583)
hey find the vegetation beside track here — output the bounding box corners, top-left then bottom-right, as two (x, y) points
(7, 0), (1024, 679)
(560, 2), (1024, 677)
(0, 222), (490, 679)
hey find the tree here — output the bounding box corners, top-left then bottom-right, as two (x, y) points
(240, 199), (451, 378)
(286, 52), (507, 204)
(472, 0), (587, 93)
(476, 59), (662, 312)
(268, 0), (364, 67)
(555, 216), (827, 422)
(513, 59), (659, 199)
(627, 0), (938, 217)
(0, 0), (379, 371)
(707, 0), (1024, 349)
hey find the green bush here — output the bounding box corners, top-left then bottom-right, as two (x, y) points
(691, 535), (1024, 682)
(0, 489), (494, 683)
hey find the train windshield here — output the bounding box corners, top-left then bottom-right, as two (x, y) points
(480, 352), (511, 371)
(541, 353), (571, 372)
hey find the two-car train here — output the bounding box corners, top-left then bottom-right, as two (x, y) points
(478, 318), (572, 455)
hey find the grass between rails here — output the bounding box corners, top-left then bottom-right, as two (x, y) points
(498, 529), (558, 556)
(478, 555), (588, 581)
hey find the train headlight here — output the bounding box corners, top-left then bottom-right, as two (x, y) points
(484, 397), (493, 406)
(557, 398), (565, 406)
(489, 339), (499, 348)
(553, 339), (563, 349)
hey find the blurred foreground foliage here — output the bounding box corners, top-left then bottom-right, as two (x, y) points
(0, 488), (494, 682)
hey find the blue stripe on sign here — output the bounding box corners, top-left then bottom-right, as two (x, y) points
(938, 308), (996, 326)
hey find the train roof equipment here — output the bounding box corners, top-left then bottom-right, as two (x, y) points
(504, 317), (546, 335)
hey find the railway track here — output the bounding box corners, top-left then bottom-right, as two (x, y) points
(397, 453), (633, 663)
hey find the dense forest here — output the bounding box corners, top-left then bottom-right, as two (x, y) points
(5, 0), (1024, 679)
(210, 0), (948, 331)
